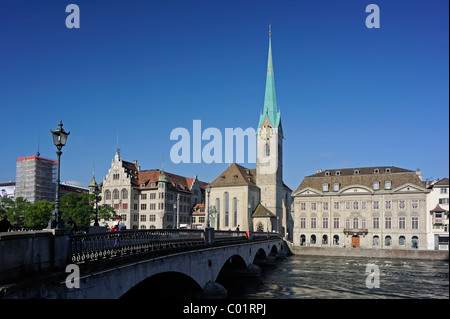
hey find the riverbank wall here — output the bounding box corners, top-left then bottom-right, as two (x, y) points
(284, 242), (449, 260)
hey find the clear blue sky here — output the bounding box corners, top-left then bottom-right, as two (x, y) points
(0, 0), (448, 190)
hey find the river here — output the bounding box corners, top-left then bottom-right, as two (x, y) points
(225, 255), (449, 299)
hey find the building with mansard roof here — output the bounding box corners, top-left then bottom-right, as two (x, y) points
(209, 29), (293, 238)
(292, 166), (430, 250)
(97, 149), (206, 229)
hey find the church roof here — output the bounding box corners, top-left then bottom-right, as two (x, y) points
(258, 27), (281, 130)
(252, 203), (276, 217)
(210, 163), (258, 188)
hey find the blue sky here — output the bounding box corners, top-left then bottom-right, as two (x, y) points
(0, 0), (448, 190)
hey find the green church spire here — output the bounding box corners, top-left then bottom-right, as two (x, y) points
(258, 24), (281, 130)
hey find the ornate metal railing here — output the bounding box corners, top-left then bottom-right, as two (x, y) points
(70, 229), (205, 263)
(70, 229), (281, 264)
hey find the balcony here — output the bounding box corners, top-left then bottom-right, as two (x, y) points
(434, 218), (443, 225)
(343, 228), (369, 236)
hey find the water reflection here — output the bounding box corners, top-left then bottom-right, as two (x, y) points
(227, 255), (449, 299)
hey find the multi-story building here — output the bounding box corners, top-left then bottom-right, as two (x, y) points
(98, 149), (206, 229)
(292, 167), (430, 250)
(426, 178), (449, 250)
(15, 155), (57, 203)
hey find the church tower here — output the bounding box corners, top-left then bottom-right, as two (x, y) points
(256, 26), (284, 221)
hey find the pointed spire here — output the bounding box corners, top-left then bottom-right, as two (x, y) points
(258, 24), (281, 129)
(89, 161), (98, 188)
(158, 154), (168, 182)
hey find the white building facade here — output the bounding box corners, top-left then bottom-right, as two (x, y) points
(425, 178), (449, 250)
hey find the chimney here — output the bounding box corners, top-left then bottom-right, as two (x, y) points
(317, 169), (322, 173)
(415, 169), (422, 181)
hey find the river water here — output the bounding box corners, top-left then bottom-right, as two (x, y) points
(226, 255), (449, 299)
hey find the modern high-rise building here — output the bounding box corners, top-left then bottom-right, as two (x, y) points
(15, 155), (57, 203)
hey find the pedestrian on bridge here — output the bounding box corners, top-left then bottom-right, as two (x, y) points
(112, 215), (126, 248)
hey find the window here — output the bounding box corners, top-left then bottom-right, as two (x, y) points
(323, 217), (328, 229)
(310, 235), (316, 244)
(224, 192), (229, 227)
(233, 197), (238, 227)
(361, 201), (367, 210)
(399, 200), (406, 210)
(323, 183), (329, 192)
(399, 236), (406, 246)
(322, 235), (328, 245)
(150, 203), (156, 210)
(385, 236), (392, 246)
(373, 201), (380, 210)
(105, 190), (111, 200)
(411, 200), (419, 209)
(385, 168), (391, 173)
(412, 217), (419, 229)
(300, 217), (306, 228)
(333, 235), (340, 245)
(333, 183), (340, 191)
(385, 180), (392, 190)
(440, 188), (448, 194)
(323, 202), (329, 210)
(373, 236), (380, 246)
(333, 217), (340, 229)
(113, 173), (119, 180)
(354, 170), (360, 175)
(353, 218), (359, 229)
(311, 218), (317, 229)
(336, 171), (341, 176)
(121, 189), (128, 199)
(334, 202), (340, 210)
(439, 198), (450, 204)
(311, 202), (317, 210)
(149, 215), (156, 222)
(345, 218), (350, 228)
(140, 215), (146, 222)
(265, 143), (270, 156)
(122, 203), (128, 210)
(385, 200), (392, 210)
(373, 217), (379, 229)
(300, 202), (306, 210)
(141, 204), (147, 210)
(361, 218), (367, 229)
(374, 169), (380, 174)
(353, 201), (359, 210)
(113, 189), (119, 200)
(399, 217), (406, 229)
(411, 236), (419, 249)
(345, 201), (351, 210)
(385, 217), (392, 229)
(373, 181), (380, 190)
(141, 194), (147, 200)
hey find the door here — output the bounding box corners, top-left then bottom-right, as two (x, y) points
(351, 235), (360, 248)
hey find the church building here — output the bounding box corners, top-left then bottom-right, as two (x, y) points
(209, 29), (293, 238)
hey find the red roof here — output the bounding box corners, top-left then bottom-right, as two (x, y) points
(430, 204), (447, 213)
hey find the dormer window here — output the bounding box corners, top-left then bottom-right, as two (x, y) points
(374, 169), (380, 174)
(373, 181), (380, 190)
(325, 171), (330, 176)
(333, 183), (340, 192)
(385, 180), (392, 190)
(323, 183), (329, 192)
(354, 170), (360, 175)
(336, 171), (341, 176)
(385, 168), (391, 173)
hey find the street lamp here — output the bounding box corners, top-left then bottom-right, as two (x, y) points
(48, 120), (70, 229)
(206, 184), (211, 228)
(89, 171), (100, 227)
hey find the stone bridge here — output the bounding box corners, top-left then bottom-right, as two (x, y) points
(0, 228), (287, 299)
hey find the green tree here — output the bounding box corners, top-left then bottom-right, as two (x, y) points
(0, 196), (31, 226)
(23, 200), (54, 228)
(60, 193), (95, 227)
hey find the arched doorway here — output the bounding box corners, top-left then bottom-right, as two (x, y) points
(351, 235), (360, 248)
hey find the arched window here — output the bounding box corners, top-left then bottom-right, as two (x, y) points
(224, 192), (229, 227)
(411, 236), (419, 249)
(105, 190), (111, 200)
(215, 198), (220, 228)
(399, 236), (406, 246)
(257, 222), (264, 232)
(322, 235), (328, 245)
(233, 197), (238, 227)
(333, 235), (339, 245)
(310, 235), (316, 244)
(113, 189), (119, 200)
(373, 235), (380, 246)
(385, 235), (392, 247)
(265, 143), (270, 156)
(300, 234), (306, 246)
(121, 189), (128, 200)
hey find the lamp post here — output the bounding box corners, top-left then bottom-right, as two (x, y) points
(48, 120), (70, 229)
(89, 164), (100, 227)
(206, 184), (211, 228)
